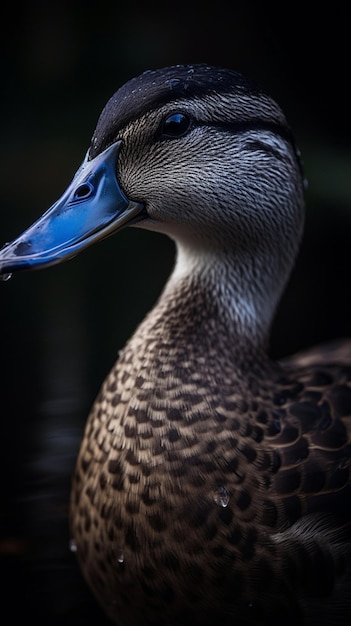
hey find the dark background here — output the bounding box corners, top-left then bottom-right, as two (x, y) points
(1, 2), (351, 624)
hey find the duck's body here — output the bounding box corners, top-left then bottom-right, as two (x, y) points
(0, 65), (350, 625)
(71, 303), (351, 626)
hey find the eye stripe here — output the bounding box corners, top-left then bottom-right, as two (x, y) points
(196, 118), (302, 174)
(199, 118), (293, 142)
(243, 139), (288, 161)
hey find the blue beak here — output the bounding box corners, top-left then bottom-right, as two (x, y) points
(0, 141), (144, 276)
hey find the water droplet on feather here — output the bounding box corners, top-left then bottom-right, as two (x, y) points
(69, 538), (77, 553)
(117, 551), (125, 564)
(213, 486), (230, 507)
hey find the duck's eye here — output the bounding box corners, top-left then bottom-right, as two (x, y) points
(162, 113), (191, 138)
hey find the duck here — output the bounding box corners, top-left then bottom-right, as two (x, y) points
(0, 64), (351, 626)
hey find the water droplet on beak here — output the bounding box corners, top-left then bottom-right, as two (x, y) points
(0, 273), (12, 282)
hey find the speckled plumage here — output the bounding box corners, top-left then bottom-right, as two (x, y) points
(1, 65), (351, 625)
(70, 283), (351, 626)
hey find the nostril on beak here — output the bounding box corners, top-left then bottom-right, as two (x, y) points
(72, 182), (94, 202)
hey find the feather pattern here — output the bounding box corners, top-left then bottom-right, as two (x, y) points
(1, 65), (350, 625)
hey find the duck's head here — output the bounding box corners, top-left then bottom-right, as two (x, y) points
(0, 65), (304, 332)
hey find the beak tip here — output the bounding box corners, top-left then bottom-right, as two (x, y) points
(0, 141), (144, 276)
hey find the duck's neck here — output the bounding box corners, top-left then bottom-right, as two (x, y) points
(176, 241), (281, 338)
(137, 240), (284, 373)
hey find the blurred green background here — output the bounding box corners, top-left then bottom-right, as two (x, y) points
(1, 2), (351, 624)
